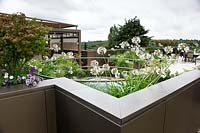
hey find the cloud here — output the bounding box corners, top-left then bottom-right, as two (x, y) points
(0, 0), (200, 41)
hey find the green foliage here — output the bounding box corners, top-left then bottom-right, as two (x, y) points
(0, 13), (49, 75)
(82, 40), (108, 49)
(28, 55), (86, 78)
(110, 51), (145, 69)
(86, 71), (171, 98)
(153, 39), (179, 46)
(108, 17), (151, 48)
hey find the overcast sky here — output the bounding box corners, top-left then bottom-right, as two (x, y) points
(0, 0), (200, 41)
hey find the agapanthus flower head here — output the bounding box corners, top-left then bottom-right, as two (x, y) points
(139, 53), (152, 60)
(67, 52), (74, 58)
(90, 60), (99, 67)
(177, 43), (189, 53)
(122, 71), (128, 78)
(68, 66), (73, 74)
(132, 69), (140, 75)
(153, 49), (163, 59)
(131, 44), (144, 56)
(52, 44), (60, 53)
(119, 41), (129, 49)
(61, 52), (66, 56)
(43, 56), (49, 61)
(90, 66), (102, 76)
(164, 46), (173, 54)
(115, 72), (120, 78)
(111, 48), (115, 51)
(132, 37), (141, 44)
(158, 43), (163, 47)
(97, 47), (107, 55)
(111, 68), (118, 75)
(154, 67), (167, 78)
(102, 64), (110, 71)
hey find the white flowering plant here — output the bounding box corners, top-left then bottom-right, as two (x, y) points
(114, 36), (141, 50)
(177, 43), (190, 53)
(28, 52), (85, 78)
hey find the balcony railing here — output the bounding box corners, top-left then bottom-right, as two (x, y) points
(0, 70), (199, 133)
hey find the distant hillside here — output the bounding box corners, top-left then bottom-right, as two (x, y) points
(81, 39), (200, 50)
(81, 40), (108, 50)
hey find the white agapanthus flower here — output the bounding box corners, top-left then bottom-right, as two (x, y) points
(97, 47), (107, 55)
(119, 41), (129, 49)
(68, 66), (73, 74)
(177, 43), (190, 53)
(43, 56), (49, 61)
(61, 52), (66, 56)
(90, 66), (102, 76)
(139, 53), (152, 60)
(111, 48), (115, 51)
(67, 52), (74, 58)
(132, 37), (141, 44)
(102, 64), (110, 71)
(115, 72), (120, 78)
(111, 68), (118, 75)
(155, 67), (167, 78)
(115, 45), (119, 48)
(158, 43), (163, 47)
(164, 46), (173, 54)
(184, 46), (190, 53)
(122, 71), (128, 77)
(131, 44), (144, 56)
(90, 60), (99, 67)
(51, 56), (57, 61)
(132, 69), (140, 75)
(153, 49), (163, 59)
(52, 44), (61, 52)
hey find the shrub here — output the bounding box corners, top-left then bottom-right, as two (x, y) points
(0, 13), (49, 75)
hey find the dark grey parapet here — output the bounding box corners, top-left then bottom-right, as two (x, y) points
(0, 70), (199, 133)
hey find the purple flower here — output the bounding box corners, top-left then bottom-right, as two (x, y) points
(5, 81), (11, 86)
(27, 74), (32, 78)
(25, 79), (31, 86)
(30, 76), (36, 81)
(29, 67), (36, 74)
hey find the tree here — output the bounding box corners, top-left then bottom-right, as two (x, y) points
(0, 13), (49, 75)
(108, 17), (151, 48)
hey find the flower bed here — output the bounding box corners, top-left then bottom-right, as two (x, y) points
(26, 37), (184, 98)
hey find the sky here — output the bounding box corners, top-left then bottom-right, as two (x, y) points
(0, 0), (200, 41)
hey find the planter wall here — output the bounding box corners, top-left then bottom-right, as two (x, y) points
(0, 70), (199, 133)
